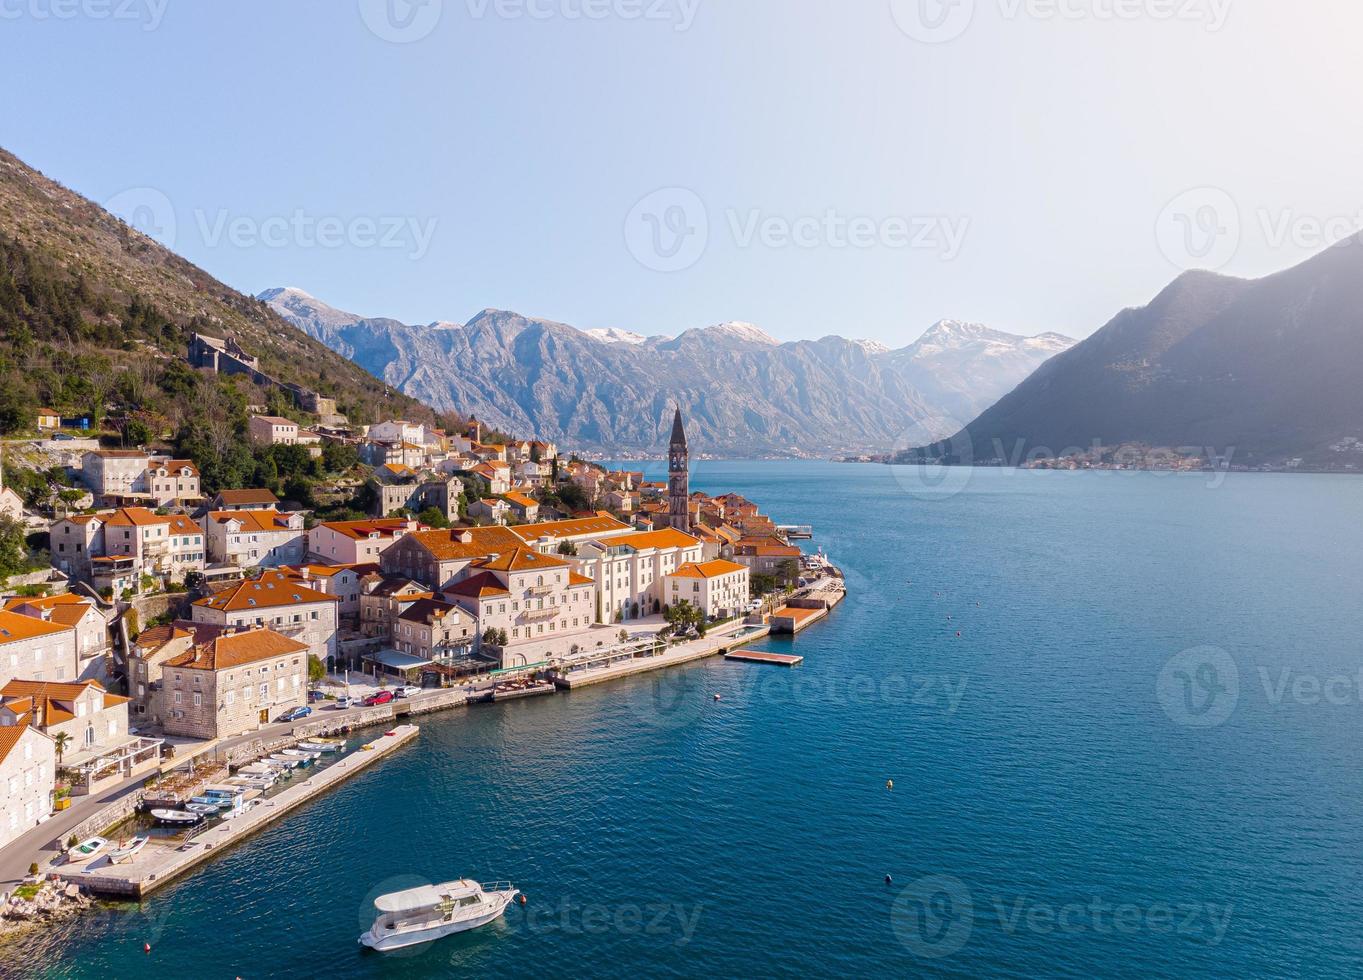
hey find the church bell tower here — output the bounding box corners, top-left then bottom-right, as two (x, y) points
(667, 406), (690, 533)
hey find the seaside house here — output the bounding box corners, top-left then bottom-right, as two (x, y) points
(3, 595), (109, 683)
(191, 570), (339, 665)
(664, 559), (751, 620)
(156, 627), (311, 739)
(359, 578), (433, 641)
(0, 679), (160, 795)
(0, 609), (78, 688)
(443, 548), (596, 662)
(0, 724), (55, 851)
(392, 598), (476, 665)
(570, 527), (705, 622)
(126, 624), (195, 727)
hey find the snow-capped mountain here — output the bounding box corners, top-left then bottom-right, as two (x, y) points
(257, 286), (1073, 455)
(583, 327), (650, 345)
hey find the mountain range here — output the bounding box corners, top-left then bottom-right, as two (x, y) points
(917, 234), (1363, 466)
(259, 287), (1073, 456)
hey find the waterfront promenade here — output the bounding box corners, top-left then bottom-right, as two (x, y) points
(74, 726), (419, 898)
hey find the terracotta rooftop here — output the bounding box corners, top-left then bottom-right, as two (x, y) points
(0, 609), (75, 645)
(193, 571), (338, 612)
(164, 628), (309, 671)
(671, 559), (749, 579)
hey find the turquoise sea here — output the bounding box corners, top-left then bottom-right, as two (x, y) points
(15, 462), (1363, 978)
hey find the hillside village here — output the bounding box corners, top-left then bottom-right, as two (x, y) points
(0, 332), (831, 864)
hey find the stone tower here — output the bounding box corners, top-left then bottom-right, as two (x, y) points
(667, 406), (690, 533)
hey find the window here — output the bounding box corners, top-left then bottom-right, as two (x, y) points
(174, 691), (182, 705)
(226, 690), (235, 706)
(193, 692), (202, 707)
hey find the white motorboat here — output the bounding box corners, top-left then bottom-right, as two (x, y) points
(150, 809), (201, 826)
(107, 836), (148, 864)
(67, 836), (109, 863)
(299, 739), (341, 752)
(359, 879), (518, 952)
(268, 754), (302, 768)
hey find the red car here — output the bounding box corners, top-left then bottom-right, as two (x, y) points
(362, 690), (394, 706)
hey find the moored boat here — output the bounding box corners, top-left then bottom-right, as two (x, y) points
(150, 808), (202, 826)
(107, 836), (148, 864)
(359, 879), (518, 952)
(67, 836), (108, 863)
(299, 738), (341, 752)
(185, 802), (220, 816)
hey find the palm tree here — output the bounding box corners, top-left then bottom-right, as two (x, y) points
(53, 731), (71, 769)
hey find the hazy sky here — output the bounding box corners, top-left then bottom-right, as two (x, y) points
(3, 0), (1361, 346)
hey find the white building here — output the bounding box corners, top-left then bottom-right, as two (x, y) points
(191, 570), (339, 664)
(204, 509), (307, 568)
(0, 724), (55, 852)
(664, 559), (751, 619)
(307, 518), (416, 564)
(571, 527), (705, 622)
(0, 609), (80, 688)
(248, 415), (301, 446)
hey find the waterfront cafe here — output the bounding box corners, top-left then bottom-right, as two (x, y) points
(362, 649), (432, 685)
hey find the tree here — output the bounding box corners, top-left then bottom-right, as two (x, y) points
(417, 506), (450, 529)
(557, 541), (578, 556)
(0, 516), (30, 577)
(307, 655), (326, 684)
(53, 731), (71, 768)
(557, 482), (589, 512)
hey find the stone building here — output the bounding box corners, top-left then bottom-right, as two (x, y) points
(0, 724), (54, 851)
(157, 628), (310, 739)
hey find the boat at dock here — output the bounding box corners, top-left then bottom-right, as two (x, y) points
(67, 836), (108, 863)
(268, 754), (303, 768)
(106, 836), (148, 864)
(185, 802), (221, 816)
(299, 738), (341, 752)
(359, 879), (519, 952)
(150, 809), (202, 826)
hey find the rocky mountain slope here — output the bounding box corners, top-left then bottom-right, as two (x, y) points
(262, 287), (1072, 456)
(0, 149), (428, 430)
(917, 235), (1363, 466)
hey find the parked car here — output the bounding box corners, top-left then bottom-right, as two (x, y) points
(394, 685), (422, 698)
(276, 705), (312, 723)
(362, 690), (394, 706)
(332, 696), (354, 709)
(307, 689), (327, 703)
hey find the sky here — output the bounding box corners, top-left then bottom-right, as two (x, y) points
(3, 0), (1362, 347)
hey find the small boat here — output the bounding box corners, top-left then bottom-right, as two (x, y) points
(67, 836), (109, 863)
(280, 748), (320, 760)
(191, 795), (235, 809)
(185, 802), (221, 816)
(268, 754), (303, 768)
(107, 836), (148, 864)
(359, 879), (519, 952)
(150, 809), (202, 826)
(299, 739), (341, 752)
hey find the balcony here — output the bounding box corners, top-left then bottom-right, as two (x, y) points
(521, 606), (559, 622)
(525, 584), (555, 597)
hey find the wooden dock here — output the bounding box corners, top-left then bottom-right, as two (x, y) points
(724, 649), (804, 666)
(75, 725), (419, 898)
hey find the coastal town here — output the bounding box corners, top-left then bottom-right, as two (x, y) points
(0, 334), (843, 931)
